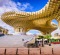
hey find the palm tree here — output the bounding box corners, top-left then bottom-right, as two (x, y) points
(44, 34), (51, 45)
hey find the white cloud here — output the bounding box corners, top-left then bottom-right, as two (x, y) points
(16, 2), (33, 11)
(51, 27), (60, 37)
(0, 18), (14, 32)
(0, 0), (11, 6)
(17, 2), (21, 6)
(51, 21), (58, 25)
(0, 0), (18, 15)
(26, 30), (42, 35)
(0, 0), (33, 15)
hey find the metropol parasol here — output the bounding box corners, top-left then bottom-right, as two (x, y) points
(1, 0), (60, 35)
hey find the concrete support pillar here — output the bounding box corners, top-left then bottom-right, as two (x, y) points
(4, 29), (8, 34)
(14, 27), (27, 35)
(20, 28), (26, 35)
(58, 21), (60, 28)
(1, 29), (4, 34)
(14, 28), (19, 32)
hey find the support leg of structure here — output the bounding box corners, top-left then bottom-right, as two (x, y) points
(14, 27), (27, 35)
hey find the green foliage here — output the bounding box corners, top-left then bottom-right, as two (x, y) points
(38, 36), (44, 39)
(37, 34), (51, 39)
(44, 34), (51, 39)
(51, 39), (59, 42)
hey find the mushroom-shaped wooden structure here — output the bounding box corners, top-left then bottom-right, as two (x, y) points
(1, 0), (60, 34)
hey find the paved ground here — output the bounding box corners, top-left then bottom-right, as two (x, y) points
(39, 44), (60, 48)
(0, 35), (60, 48)
(0, 35), (34, 47)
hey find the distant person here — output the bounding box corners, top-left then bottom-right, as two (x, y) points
(39, 41), (41, 46)
(22, 39), (24, 41)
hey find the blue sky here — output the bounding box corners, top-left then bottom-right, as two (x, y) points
(0, 0), (48, 14)
(52, 19), (58, 25)
(13, 0), (48, 12)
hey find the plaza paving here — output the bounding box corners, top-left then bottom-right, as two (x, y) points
(0, 35), (34, 47)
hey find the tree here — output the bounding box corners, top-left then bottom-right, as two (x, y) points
(38, 35), (44, 47)
(44, 34), (52, 44)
